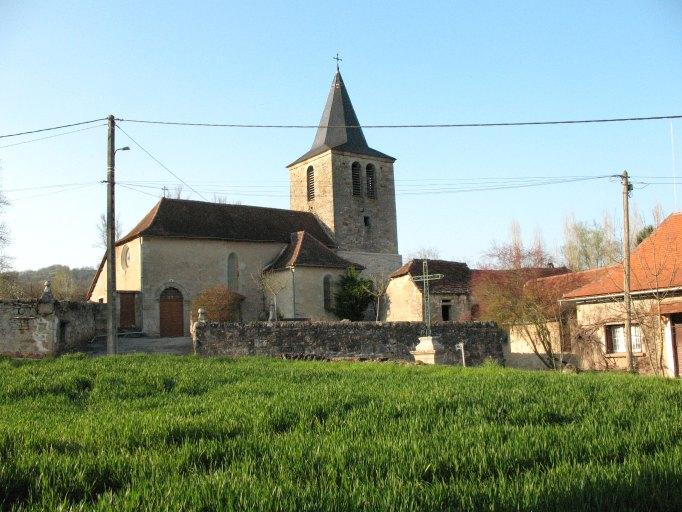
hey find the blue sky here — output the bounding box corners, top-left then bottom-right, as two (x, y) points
(1, 1), (681, 270)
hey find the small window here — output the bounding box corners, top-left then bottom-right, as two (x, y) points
(441, 305), (451, 321)
(121, 245), (130, 270)
(323, 275), (334, 311)
(363, 216), (371, 228)
(351, 162), (362, 196)
(366, 164), (376, 198)
(605, 324), (642, 353)
(306, 166), (315, 201)
(227, 252), (239, 292)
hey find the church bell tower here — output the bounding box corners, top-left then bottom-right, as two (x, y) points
(287, 69), (402, 276)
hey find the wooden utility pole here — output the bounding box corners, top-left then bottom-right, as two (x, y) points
(106, 115), (117, 355)
(622, 171), (635, 372)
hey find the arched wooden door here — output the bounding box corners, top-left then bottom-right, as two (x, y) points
(159, 287), (184, 337)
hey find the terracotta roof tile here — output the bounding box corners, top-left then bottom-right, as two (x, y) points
(391, 259), (471, 294)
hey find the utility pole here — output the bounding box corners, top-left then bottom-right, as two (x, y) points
(106, 115), (117, 355)
(621, 171), (635, 372)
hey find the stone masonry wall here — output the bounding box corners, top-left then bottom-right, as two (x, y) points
(0, 298), (104, 357)
(193, 321), (506, 365)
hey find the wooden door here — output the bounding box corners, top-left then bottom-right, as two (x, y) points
(119, 293), (136, 329)
(159, 287), (184, 337)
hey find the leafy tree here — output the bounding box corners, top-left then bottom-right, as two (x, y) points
(191, 285), (244, 322)
(562, 213), (622, 270)
(334, 267), (374, 321)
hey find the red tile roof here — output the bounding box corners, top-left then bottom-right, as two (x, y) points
(563, 213), (682, 299)
(117, 198), (336, 247)
(266, 231), (361, 271)
(390, 259), (471, 294)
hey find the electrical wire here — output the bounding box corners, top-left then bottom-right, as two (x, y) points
(0, 118), (108, 139)
(114, 123), (209, 201)
(116, 114), (682, 129)
(0, 124), (107, 149)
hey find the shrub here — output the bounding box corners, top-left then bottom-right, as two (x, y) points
(191, 285), (244, 322)
(334, 267), (374, 321)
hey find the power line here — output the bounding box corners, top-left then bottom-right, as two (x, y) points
(4, 181), (100, 193)
(116, 114), (682, 129)
(115, 123), (209, 201)
(0, 118), (107, 139)
(0, 124), (107, 149)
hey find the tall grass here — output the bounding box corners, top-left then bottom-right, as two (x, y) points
(1, 354), (681, 510)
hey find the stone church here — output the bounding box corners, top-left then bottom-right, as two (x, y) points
(88, 70), (403, 336)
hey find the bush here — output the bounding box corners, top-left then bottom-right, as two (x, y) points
(334, 267), (374, 321)
(191, 285), (244, 322)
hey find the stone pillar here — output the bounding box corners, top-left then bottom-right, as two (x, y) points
(410, 335), (444, 365)
(190, 307), (206, 354)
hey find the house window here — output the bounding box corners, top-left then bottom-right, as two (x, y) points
(366, 164), (376, 198)
(351, 162), (362, 196)
(306, 166), (315, 201)
(323, 275), (333, 311)
(605, 324), (642, 353)
(227, 252), (239, 292)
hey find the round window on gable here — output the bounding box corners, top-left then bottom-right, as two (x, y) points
(121, 245), (130, 270)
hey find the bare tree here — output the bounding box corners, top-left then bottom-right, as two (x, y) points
(96, 213), (122, 249)
(251, 270), (286, 319)
(362, 271), (392, 322)
(481, 221), (553, 270)
(407, 247), (441, 260)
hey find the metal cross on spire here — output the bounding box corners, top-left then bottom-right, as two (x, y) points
(333, 52), (342, 71)
(411, 260), (444, 337)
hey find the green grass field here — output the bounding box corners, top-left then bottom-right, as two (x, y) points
(2, 355), (682, 511)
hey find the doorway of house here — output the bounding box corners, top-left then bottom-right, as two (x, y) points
(159, 287), (184, 337)
(671, 314), (682, 377)
(119, 292), (136, 329)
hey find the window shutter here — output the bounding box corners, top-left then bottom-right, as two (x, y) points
(605, 326), (613, 353)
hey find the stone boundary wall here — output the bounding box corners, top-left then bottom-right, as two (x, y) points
(192, 321), (506, 365)
(0, 298), (105, 357)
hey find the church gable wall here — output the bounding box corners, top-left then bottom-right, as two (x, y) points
(89, 237), (143, 302)
(140, 237), (285, 335)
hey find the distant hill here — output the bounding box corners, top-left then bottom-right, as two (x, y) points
(0, 265), (96, 300)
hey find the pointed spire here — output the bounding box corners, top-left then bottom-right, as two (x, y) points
(288, 71), (394, 167)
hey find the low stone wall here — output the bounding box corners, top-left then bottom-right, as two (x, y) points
(0, 298), (105, 357)
(192, 321), (506, 365)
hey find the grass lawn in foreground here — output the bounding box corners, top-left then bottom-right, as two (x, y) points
(1, 355), (682, 511)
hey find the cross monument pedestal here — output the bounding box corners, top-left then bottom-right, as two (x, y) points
(410, 260), (445, 365)
(410, 335), (444, 365)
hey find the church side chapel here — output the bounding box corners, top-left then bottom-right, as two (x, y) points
(88, 68), (403, 336)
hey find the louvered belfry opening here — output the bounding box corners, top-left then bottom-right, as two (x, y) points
(351, 162), (362, 196)
(306, 166), (315, 201)
(366, 164), (376, 198)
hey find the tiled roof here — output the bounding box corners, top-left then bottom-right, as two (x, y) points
(563, 213), (682, 299)
(266, 231), (361, 271)
(524, 266), (613, 298)
(288, 71), (395, 167)
(117, 198), (336, 247)
(391, 259), (471, 294)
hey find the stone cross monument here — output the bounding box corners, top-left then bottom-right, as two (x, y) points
(410, 260), (445, 364)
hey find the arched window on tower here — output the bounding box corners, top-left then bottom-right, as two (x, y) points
(323, 274), (334, 311)
(351, 162), (362, 196)
(306, 166), (315, 201)
(227, 252), (239, 292)
(366, 164), (376, 199)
